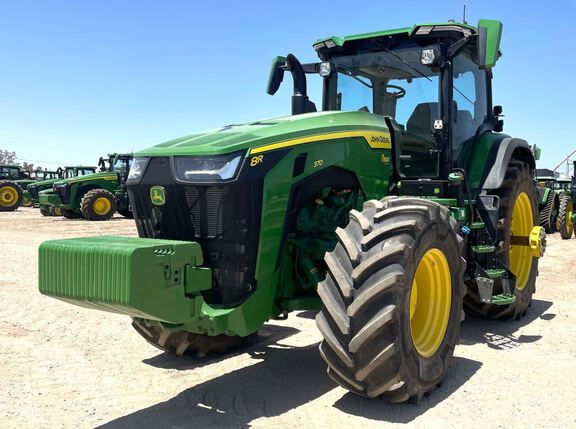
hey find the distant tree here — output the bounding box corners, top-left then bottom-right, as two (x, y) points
(21, 162), (35, 172)
(0, 150), (17, 165)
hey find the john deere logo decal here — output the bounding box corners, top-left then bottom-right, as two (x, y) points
(150, 186), (166, 206)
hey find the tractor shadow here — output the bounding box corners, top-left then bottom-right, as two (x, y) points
(142, 324), (300, 372)
(459, 299), (554, 350)
(100, 342), (337, 429)
(99, 302), (554, 428)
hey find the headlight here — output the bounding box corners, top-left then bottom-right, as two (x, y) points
(173, 152), (244, 183)
(127, 157), (150, 183)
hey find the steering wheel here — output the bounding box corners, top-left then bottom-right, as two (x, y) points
(385, 84), (406, 99)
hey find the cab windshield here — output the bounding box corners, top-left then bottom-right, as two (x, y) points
(111, 158), (132, 176)
(325, 42), (441, 177)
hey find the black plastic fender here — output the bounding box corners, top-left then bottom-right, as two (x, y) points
(477, 137), (536, 244)
(481, 137), (536, 190)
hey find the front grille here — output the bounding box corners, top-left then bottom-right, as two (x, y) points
(56, 185), (70, 204)
(28, 186), (39, 200)
(128, 157), (262, 306)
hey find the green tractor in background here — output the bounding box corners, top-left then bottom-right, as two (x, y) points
(536, 173), (574, 238)
(554, 176), (574, 239)
(39, 20), (547, 402)
(22, 170), (63, 209)
(38, 153), (133, 220)
(0, 164), (37, 211)
(34, 166), (97, 215)
(536, 174), (560, 233)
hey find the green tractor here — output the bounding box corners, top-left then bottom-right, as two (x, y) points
(38, 153), (133, 220)
(536, 174), (560, 233)
(0, 164), (37, 211)
(39, 20), (546, 401)
(34, 166), (97, 215)
(536, 174), (574, 238)
(553, 176), (575, 239)
(22, 169), (63, 208)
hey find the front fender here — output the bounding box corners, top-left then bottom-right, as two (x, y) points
(481, 137), (536, 190)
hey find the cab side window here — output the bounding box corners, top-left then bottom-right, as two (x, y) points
(452, 54), (488, 157)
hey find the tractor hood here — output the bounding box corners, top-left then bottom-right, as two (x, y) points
(52, 171), (118, 186)
(137, 111), (390, 157)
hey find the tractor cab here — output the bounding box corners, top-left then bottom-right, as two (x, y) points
(98, 154), (133, 184)
(554, 176), (572, 192)
(0, 165), (29, 180)
(62, 166), (98, 178)
(34, 170), (61, 181)
(536, 175), (557, 189)
(268, 20), (505, 187)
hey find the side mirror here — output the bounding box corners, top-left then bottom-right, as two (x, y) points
(266, 56), (286, 95)
(477, 19), (503, 69)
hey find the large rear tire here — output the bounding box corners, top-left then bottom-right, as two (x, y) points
(464, 161), (539, 319)
(0, 180), (23, 211)
(316, 197), (465, 402)
(132, 319), (244, 357)
(557, 196), (574, 239)
(80, 189), (117, 221)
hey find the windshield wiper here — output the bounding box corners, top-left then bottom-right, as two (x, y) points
(381, 47), (432, 82)
(336, 66), (373, 88)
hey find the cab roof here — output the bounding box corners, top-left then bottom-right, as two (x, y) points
(314, 21), (476, 48)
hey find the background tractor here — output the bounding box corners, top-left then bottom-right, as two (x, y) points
(0, 164), (35, 211)
(39, 20), (546, 402)
(536, 173), (574, 238)
(536, 174), (560, 233)
(554, 176), (575, 239)
(36, 166), (97, 216)
(39, 154), (133, 220)
(21, 170), (63, 208)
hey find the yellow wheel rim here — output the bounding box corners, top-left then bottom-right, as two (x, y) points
(510, 192), (533, 291)
(0, 186), (18, 207)
(93, 197), (111, 215)
(410, 248), (452, 358)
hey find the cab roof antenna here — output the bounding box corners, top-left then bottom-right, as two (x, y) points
(462, 4), (467, 24)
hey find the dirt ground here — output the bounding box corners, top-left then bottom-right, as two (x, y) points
(1, 207), (575, 429)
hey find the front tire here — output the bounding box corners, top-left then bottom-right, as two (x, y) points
(62, 208), (82, 219)
(80, 189), (117, 221)
(132, 319), (244, 357)
(0, 181), (23, 211)
(48, 206), (62, 216)
(557, 196), (574, 239)
(316, 197), (465, 402)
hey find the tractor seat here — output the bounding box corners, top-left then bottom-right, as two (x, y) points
(406, 102), (438, 142)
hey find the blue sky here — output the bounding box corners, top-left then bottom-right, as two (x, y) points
(0, 0), (574, 172)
